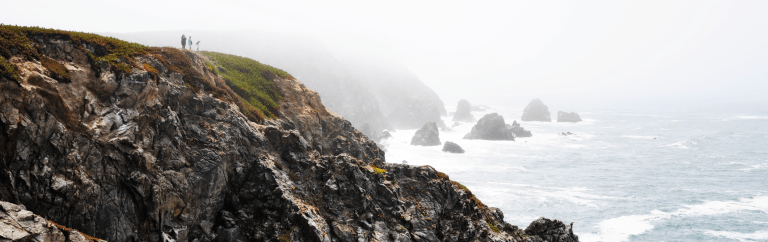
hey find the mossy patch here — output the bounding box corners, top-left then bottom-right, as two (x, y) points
(0, 25), (149, 77)
(40, 56), (71, 82)
(0, 56), (20, 83)
(201, 51), (288, 119)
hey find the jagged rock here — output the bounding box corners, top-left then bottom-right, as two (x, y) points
(521, 98), (551, 122)
(557, 111), (582, 122)
(410, 122), (441, 146)
(0, 200), (99, 242)
(442, 141), (465, 153)
(452, 99), (475, 123)
(0, 28), (578, 242)
(524, 217), (579, 242)
(463, 113), (516, 140)
(379, 130), (392, 140)
(507, 120), (533, 138)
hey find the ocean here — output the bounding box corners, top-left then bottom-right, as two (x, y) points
(382, 106), (768, 242)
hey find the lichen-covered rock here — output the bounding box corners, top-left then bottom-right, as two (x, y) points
(0, 29), (577, 242)
(463, 113), (516, 140)
(557, 111), (582, 122)
(442, 141), (465, 153)
(452, 99), (475, 123)
(0, 201), (100, 242)
(521, 98), (551, 122)
(410, 122), (441, 146)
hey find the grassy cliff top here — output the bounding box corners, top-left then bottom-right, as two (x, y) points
(201, 51), (291, 119)
(0, 25), (291, 121)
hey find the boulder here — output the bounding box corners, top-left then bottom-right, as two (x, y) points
(557, 111), (582, 122)
(411, 122), (441, 146)
(463, 113), (516, 140)
(452, 99), (476, 123)
(524, 217), (579, 242)
(521, 98), (551, 122)
(0, 200), (99, 241)
(442, 141), (465, 153)
(507, 120), (533, 137)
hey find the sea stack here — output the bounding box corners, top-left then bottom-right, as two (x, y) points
(463, 113), (516, 140)
(507, 120), (533, 137)
(521, 98), (551, 122)
(411, 122), (441, 146)
(557, 111), (582, 122)
(442, 141), (465, 153)
(452, 99), (476, 123)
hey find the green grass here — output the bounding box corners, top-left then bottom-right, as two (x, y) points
(201, 51), (289, 119)
(0, 25), (149, 77)
(0, 56), (20, 83)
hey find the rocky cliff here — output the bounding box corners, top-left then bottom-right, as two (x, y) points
(0, 26), (578, 242)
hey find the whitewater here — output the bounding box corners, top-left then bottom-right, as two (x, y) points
(383, 106), (768, 242)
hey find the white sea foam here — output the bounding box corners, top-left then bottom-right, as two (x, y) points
(736, 116), (768, 120)
(739, 163), (767, 172)
(664, 140), (690, 149)
(705, 230), (768, 242)
(622, 135), (657, 139)
(581, 196), (768, 242)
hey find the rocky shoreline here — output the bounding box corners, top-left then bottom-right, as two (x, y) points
(0, 27), (578, 242)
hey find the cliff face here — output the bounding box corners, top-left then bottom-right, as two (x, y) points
(0, 27), (577, 242)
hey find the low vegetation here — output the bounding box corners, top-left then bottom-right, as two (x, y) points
(0, 25), (149, 78)
(201, 51), (289, 119)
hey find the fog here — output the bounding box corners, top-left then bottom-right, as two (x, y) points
(5, 0), (768, 112)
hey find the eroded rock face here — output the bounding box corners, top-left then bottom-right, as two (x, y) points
(442, 141), (465, 153)
(557, 111), (582, 122)
(463, 113), (516, 140)
(521, 98), (551, 122)
(410, 122), (441, 146)
(0, 32), (578, 242)
(452, 99), (475, 123)
(0, 201), (98, 242)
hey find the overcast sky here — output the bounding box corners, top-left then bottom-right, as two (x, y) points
(4, 0), (768, 110)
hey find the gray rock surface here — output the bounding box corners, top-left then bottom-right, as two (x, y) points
(557, 111), (583, 122)
(410, 122), (441, 146)
(521, 98), (551, 122)
(442, 141), (465, 153)
(524, 217), (579, 242)
(0, 31), (577, 242)
(463, 113), (516, 140)
(452, 99), (475, 123)
(0, 200), (98, 242)
(507, 120), (533, 138)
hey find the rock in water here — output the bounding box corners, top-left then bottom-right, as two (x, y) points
(521, 98), (551, 122)
(442, 141), (465, 153)
(452, 99), (476, 123)
(557, 111), (583, 122)
(0, 27), (578, 242)
(463, 113), (516, 140)
(411, 122), (441, 146)
(507, 120), (533, 137)
(524, 217), (580, 242)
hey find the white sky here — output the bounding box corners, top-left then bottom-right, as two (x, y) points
(4, 0), (768, 110)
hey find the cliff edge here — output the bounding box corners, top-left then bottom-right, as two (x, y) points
(0, 26), (577, 242)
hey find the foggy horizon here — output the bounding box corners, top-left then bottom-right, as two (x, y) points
(4, 1), (767, 113)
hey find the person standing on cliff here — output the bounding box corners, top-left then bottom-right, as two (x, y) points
(188, 36), (193, 50)
(196, 41), (200, 51)
(181, 34), (187, 49)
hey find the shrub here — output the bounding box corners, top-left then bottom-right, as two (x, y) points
(40, 56), (71, 82)
(0, 56), (20, 83)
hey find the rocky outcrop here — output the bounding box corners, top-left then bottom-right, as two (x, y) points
(0, 27), (577, 242)
(557, 111), (582, 122)
(524, 217), (579, 242)
(463, 113), (516, 140)
(442, 141), (465, 154)
(507, 120), (533, 138)
(521, 98), (551, 122)
(0, 201), (99, 242)
(452, 99), (475, 123)
(410, 122), (441, 146)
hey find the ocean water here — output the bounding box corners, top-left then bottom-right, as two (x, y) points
(383, 106), (768, 242)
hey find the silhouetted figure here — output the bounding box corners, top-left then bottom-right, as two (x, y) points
(196, 41), (200, 51)
(188, 36), (193, 50)
(181, 34), (187, 49)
